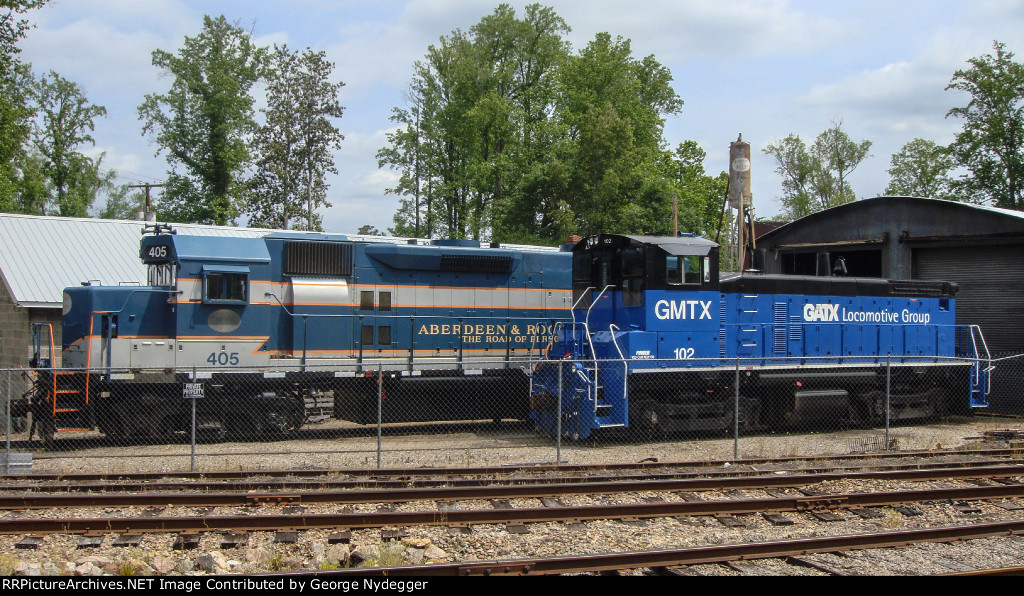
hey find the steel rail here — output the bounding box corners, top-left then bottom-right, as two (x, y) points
(7, 447), (1018, 482)
(1, 482), (1022, 535)
(0, 463), (1021, 510)
(276, 519), (1024, 576)
(2, 458), (1019, 496)
(942, 566), (1024, 576)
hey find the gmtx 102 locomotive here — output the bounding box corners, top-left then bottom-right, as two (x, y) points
(530, 234), (993, 440)
(30, 227), (573, 442)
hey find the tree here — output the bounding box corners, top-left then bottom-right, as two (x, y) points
(138, 15), (269, 225)
(245, 45), (344, 231)
(0, 1), (49, 71)
(356, 224), (384, 236)
(379, 3), (572, 242)
(0, 60), (34, 210)
(379, 4), (685, 243)
(31, 71), (108, 216)
(0, 1), (49, 212)
(945, 41), (1024, 210)
(764, 122), (872, 219)
(98, 183), (148, 220)
(540, 32), (683, 240)
(884, 138), (957, 201)
(666, 140), (727, 238)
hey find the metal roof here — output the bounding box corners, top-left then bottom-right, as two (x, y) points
(0, 215), (562, 308)
(0, 215), (271, 308)
(758, 196), (1024, 242)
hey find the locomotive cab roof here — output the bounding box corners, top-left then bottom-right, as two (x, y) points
(575, 234), (718, 257)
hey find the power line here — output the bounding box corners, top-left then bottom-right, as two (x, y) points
(112, 170), (164, 184)
(127, 183), (166, 213)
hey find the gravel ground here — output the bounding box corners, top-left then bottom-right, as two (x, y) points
(12, 414), (1020, 475)
(2, 414), (1023, 577)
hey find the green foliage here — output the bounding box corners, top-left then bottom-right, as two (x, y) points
(139, 14), (269, 225)
(31, 70), (108, 216)
(98, 183), (147, 220)
(379, 3), (687, 244)
(884, 138), (957, 201)
(0, 1), (49, 71)
(764, 121), (872, 219)
(945, 41), (1024, 210)
(0, 60), (35, 211)
(245, 44), (345, 231)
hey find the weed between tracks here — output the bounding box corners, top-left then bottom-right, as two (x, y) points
(0, 554), (17, 575)
(883, 508), (903, 529)
(363, 543), (408, 568)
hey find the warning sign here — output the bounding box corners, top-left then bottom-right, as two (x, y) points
(182, 383), (205, 399)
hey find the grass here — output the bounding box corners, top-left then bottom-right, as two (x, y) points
(882, 508), (902, 529)
(362, 543), (408, 568)
(117, 560), (141, 576)
(267, 552), (293, 572)
(0, 554), (18, 575)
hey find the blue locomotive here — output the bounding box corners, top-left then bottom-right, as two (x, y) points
(31, 226), (573, 442)
(529, 234), (993, 440)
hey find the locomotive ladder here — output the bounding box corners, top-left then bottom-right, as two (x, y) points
(31, 324), (91, 434)
(582, 286), (624, 429)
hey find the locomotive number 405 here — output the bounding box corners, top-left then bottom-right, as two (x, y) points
(207, 352), (240, 366)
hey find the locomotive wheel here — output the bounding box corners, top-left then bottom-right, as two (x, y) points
(631, 401), (668, 439)
(257, 398), (305, 436)
(261, 411), (300, 435)
(37, 416), (55, 449)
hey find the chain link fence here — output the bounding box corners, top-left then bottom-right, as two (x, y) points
(2, 353), (1021, 475)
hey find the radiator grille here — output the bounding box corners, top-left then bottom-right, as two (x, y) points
(284, 242), (354, 276)
(440, 255), (512, 274)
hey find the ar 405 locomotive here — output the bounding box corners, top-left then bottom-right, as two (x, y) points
(30, 227), (573, 443)
(529, 234), (993, 440)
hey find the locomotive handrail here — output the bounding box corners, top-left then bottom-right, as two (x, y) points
(968, 324), (993, 393)
(570, 287), (596, 325)
(585, 285), (614, 332)
(607, 323), (629, 402)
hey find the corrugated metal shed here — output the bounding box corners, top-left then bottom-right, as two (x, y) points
(0, 215), (272, 308)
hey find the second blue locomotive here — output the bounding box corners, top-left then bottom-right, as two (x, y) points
(530, 234), (992, 440)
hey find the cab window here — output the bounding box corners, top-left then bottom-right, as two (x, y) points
(202, 267), (249, 303)
(621, 247), (644, 306)
(666, 255), (704, 286)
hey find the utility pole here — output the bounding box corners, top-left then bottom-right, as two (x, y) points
(128, 183), (165, 220)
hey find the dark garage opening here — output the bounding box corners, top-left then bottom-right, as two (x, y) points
(781, 249), (883, 277)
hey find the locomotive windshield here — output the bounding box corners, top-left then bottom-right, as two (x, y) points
(147, 262), (175, 287)
(572, 234), (719, 309)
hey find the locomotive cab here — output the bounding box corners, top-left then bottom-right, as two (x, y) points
(570, 234), (719, 334)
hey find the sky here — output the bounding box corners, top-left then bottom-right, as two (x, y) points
(15, 0), (1024, 235)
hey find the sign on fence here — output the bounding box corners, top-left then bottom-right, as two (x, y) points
(182, 383), (205, 399)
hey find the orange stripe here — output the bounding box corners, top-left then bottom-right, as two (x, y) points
(177, 277), (570, 293)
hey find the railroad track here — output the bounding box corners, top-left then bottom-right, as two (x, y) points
(1, 463), (1022, 509)
(272, 520), (1024, 576)
(3, 455), (1023, 495)
(4, 449), (1024, 576)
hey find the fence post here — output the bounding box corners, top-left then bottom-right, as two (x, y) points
(556, 359), (563, 466)
(5, 369), (10, 475)
(885, 356), (891, 451)
(376, 363), (383, 470)
(190, 366), (196, 473)
(734, 358), (740, 460)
